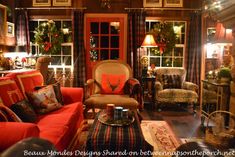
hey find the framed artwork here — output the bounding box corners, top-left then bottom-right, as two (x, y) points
(53, 0), (72, 6)
(0, 4), (6, 44)
(33, 0), (51, 7)
(7, 22), (14, 37)
(164, 0), (183, 7)
(143, 0), (162, 7)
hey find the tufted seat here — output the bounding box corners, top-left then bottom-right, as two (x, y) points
(154, 68), (198, 111)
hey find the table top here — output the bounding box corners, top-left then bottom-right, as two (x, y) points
(202, 79), (230, 87)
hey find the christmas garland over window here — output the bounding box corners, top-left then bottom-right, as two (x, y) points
(34, 20), (63, 54)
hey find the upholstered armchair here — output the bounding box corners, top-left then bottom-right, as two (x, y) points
(84, 60), (143, 115)
(154, 68), (198, 112)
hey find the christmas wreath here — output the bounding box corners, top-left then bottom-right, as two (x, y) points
(151, 22), (177, 54)
(34, 20), (63, 54)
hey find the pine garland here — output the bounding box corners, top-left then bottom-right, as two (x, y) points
(34, 20), (63, 54)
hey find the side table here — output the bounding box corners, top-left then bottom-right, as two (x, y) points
(86, 111), (153, 156)
(141, 76), (156, 108)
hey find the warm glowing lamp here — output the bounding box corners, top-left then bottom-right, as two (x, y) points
(141, 34), (157, 47)
(214, 22), (233, 43)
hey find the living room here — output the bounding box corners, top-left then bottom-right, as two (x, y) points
(0, 0), (234, 156)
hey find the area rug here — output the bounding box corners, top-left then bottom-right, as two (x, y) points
(141, 120), (182, 157)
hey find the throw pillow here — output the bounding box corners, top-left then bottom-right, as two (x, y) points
(0, 105), (22, 122)
(101, 74), (126, 94)
(161, 75), (182, 89)
(26, 85), (62, 114)
(10, 100), (37, 123)
(34, 82), (64, 105)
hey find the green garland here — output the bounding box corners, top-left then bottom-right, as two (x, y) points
(34, 20), (63, 54)
(151, 22), (177, 53)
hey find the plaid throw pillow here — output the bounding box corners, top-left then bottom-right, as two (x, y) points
(161, 75), (182, 89)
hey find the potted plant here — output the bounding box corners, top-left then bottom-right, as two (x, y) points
(218, 67), (232, 83)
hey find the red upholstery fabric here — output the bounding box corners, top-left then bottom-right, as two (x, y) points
(37, 102), (84, 151)
(0, 122), (39, 152)
(101, 74), (126, 94)
(6, 70), (43, 98)
(61, 87), (83, 105)
(0, 78), (24, 107)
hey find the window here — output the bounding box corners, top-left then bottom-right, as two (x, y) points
(145, 20), (186, 67)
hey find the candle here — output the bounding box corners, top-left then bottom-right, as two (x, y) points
(54, 67), (57, 75)
(70, 66), (73, 76)
(62, 63), (65, 74)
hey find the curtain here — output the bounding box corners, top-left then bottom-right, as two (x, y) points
(186, 13), (202, 85)
(127, 10), (146, 79)
(72, 10), (86, 87)
(15, 10), (30, 53)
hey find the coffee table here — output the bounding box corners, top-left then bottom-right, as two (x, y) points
(86, 111), (153, 156)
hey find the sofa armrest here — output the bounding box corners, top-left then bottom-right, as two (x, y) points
(182, 81), (198, 92)
(61, 87), (83, 105)
(0, 122), (40, 152)
(154, 81), (163, 93)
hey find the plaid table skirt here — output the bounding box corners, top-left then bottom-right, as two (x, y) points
(86, 112), (153, 157)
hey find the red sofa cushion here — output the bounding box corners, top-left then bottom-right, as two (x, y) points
(37, 102), (84, 151)
(0, 122), (40, 152)
(6, 70), (43, 98)
(0, 77), (24, 107)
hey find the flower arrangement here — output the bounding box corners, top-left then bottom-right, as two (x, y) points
(218, 67), (232, 79)
(34, 20), (63, 54)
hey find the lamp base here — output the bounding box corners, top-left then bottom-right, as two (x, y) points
(142, 67), (148, 77)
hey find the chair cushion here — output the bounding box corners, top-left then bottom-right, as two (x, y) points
(84, 94), (138, 109)
(157, 89), (198, 103)
(161, 74), (182, 89)
(101, 74), (126, 94)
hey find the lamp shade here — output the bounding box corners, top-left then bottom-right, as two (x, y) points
(141, 34), (157, 47)
(214, 22), (233, 43)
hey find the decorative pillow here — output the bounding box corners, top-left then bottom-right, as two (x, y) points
(0, 78), (24, 107)
(0, 104), (22, 122)
(10, 100), (37, 123)
(34, 82), (64, 105)
(26, 85), (62, 114)
(101, 74), (126, 94)
(161, 74), (182, 89)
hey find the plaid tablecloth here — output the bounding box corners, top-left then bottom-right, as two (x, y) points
(86, 112), (153, 157)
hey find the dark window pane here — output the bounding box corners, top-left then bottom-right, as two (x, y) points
(51, 56), (61, 65)
(63, 56), (71, 65)
(111, 36), (119, 48)
(150, 58), (160, 67)
(101, 22), (109, 34)
(31, 45), (36, 55)
(150, 48), (161, 56)
(62, 46), (71, 55)
(91, 22), (99, 34)
(62, 21), (72, 30)
(90, 36), (99, 48)
(54, 21), (61, 30)
(30, 32), (35, 41)
(162, 49), (173, 56)
(110, 22), (120, 34)
(100, 50), (109, 60)
(110, 50), (119, 59)
(29, 21), (38, 31)
(39, 21), (47, 25)
(145, 22), (150, 32)
(173, 58), (183, 67)
(162, 58), (172, 67)
(174, 47), (183, 57)
(101, 36), (109, 48)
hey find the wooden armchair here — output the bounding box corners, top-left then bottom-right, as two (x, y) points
(154, 68), (198, 112)
(84, 60), (143, 115)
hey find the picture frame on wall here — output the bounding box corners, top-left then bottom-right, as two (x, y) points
(143, 0), (162, 8)
(53, 0), (72, 6)
(0, 4), (7, 44)
(7, 22), (14, 37)
(33, 0), (51, 7)
(164, 0), (183, 7)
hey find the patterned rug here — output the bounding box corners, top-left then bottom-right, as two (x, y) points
(141, 120), (182, 157)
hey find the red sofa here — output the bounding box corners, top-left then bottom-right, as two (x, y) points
(0, 70), (84, 152)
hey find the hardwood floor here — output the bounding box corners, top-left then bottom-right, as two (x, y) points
(140, 103), (205, 139)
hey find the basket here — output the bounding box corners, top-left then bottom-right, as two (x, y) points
(205, 111), (235, 148)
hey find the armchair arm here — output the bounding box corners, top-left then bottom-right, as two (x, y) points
(84, 79), (95, 99)
(182, 81), (198, 92)
(154, 81), (163, 93)
(0, 122), (40, 151)
(61, 87), (83, 104)
(124, 78), (143, 110)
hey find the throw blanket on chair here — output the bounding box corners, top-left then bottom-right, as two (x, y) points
(124, 78), (143, 110)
